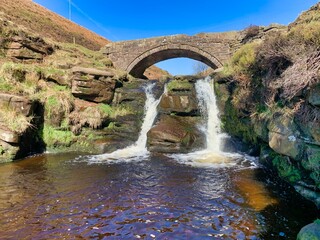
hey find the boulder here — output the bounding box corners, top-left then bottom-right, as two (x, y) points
(147, 115), (205, 153)
(159, 92), (199, 115)
(71, 67), (119, 103)
(268, 115), (303, 160)
(297, 220), (320, 240)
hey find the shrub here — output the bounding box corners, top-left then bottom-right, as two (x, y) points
(255, 33), (295, 80)
(279, 50), (320, 100)
(289, 21), (320, 47)
(244, 25), (260, 39)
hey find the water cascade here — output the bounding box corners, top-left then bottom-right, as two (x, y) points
(170, 77), (239, 167)
(195, 76), (222, 152)
(92, 83), (161, 161)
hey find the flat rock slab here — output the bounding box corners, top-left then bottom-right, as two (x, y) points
(72, 67), (115, 77)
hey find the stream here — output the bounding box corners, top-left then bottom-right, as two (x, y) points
(0, 78), (318, 239)
(0, 152), (317, 239)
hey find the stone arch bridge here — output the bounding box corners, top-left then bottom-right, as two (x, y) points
(103, 32), (242, 78)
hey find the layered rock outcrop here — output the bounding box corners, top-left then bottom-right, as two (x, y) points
(147, 77), (205, 153)
(71, 67), (121, 104)
(5, 35), (53, 61)
(215, 79), (320, 207)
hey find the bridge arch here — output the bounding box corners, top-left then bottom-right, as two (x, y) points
(126, 44), (223, 78)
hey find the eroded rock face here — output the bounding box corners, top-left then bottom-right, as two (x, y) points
(214, 78), (320, 207)
(147, 78), (205, 153)
(0, 93), (35, 116)
(147, 115), (204, 153)
(159, 79), (199, 116)
(71, 67), (120, 104)
(159, 93), (199, 115)
(5, 35), (53, 61)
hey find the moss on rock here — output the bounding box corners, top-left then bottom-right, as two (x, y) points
(272, 155), (302, 183)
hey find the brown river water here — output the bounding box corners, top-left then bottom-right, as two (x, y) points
(0, 152), (318, 239)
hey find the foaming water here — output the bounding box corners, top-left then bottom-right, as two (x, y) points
(88, 83), (160, 163)
(195, 76), (222, 152)
(169, 77), (245, 168)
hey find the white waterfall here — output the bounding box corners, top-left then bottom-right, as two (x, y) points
(195, 76), (222, 152)
(170, 76), (239, 168)
(92, 83), (160, 161)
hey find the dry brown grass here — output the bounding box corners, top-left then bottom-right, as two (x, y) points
(279, 50), (320, 100)
(0, 0), (109, 50)
(0, 103), (33, 133)
(70, 104), (111, 129)
(294, 100), (320, 125)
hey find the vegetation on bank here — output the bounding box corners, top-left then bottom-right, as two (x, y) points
(213, 4), (320, 203)
(0, 15), (137, 157)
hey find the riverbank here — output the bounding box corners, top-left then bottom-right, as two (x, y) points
(213, 3), (320, 209)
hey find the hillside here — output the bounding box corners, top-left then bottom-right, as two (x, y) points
(0, 0), (110, 50)
(289, 2), (320, 27)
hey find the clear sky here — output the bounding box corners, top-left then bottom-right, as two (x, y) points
(33, 0), (319, 75)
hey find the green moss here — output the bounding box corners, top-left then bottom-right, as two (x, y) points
(107, 122), (117, 130)
(43, 124), (75, 148)
(46, 96), (59, 118)
(167, 80), (193, 92)
(0, 77), (14, 91)
(272, 155), (302, 183)
(98, 103), (113, 117)
(305, 146), (320, 170)
(53, 85), (68, 91)
(221, 99), (258, 144)
(310, 172), (320, 189)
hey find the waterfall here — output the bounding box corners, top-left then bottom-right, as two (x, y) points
(92, 83), (160, 161)
(170, 76), (240, 168)
(132, 83), (160, 150)
(195, 76), (222, 152)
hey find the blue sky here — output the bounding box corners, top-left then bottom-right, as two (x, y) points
(34, 0), (319, 75)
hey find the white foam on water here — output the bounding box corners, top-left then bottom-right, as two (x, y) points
(86, 83), (161, 163)
(169, 77), (256, 169)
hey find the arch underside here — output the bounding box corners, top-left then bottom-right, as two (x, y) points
(127, 45), (223, 78)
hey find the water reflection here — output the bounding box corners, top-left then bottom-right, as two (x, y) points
(0, 153), (318, 239)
